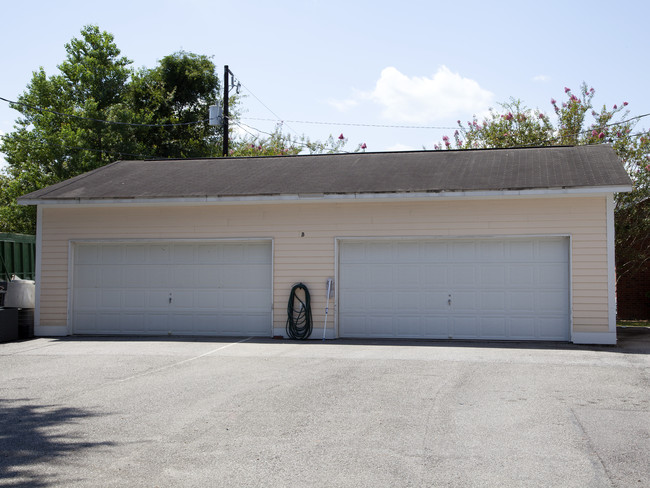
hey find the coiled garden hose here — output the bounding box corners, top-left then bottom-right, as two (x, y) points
(285, 283), (313, 340)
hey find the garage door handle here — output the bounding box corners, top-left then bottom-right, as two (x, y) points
(169, 293), (172, 304)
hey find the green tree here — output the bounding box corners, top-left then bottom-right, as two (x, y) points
(0, 25), (227, 233)
(230, 125), (359, 157)
(438, 84), (650, 281)
(127, 51), (222, 158)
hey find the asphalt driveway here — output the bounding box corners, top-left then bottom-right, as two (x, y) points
(1, 329), (648, 487)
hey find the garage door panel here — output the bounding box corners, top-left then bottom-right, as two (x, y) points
(480, 265), (505, 286)
(452, 317), (479, 338)
(453, 291), (478, 312)
(73, 241), (272, 336)
(124, 291), (146, 308)
(538, 240), (569, 261)
(511, 291), (535, 311)
(367, 292), (393, 312)
(481, 291), (506, 311)
(538, 291), (569, 312)
(509, 240), (535, 261)
(451, 241), (476, 261)
(75, 266), (97, 287)
(148, 245), (171, 264)
(423, 265), (448, 287)
(394, 265), (420, 286)
(124, 266), (148, 287)
(125, 245), (146, 264)
(508, 315), (538, 340)
(421, 241), (449, 260)
(423, 317), (449, 337)
(145, 314), (169, 333)
(368, 265), (393, 287)
(339, 237), (569, 341)
(479, 241), (505, 260)
(100, 267), (122, 287)
(146, 267), (171, 287)
(539, 317), (569, 339)
(101, 245), (123, 264)
(480, 317), (507, 337)
(101, 290), (121, 308)
(539, 264), (569, 286)
(510, 265), (534, 285)
(172, 265), (196, 287)
(395, 241), (421, 262)
(451, 265), (476, 287)
(398, 316), (423, 336)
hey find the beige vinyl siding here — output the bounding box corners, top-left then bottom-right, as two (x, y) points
(37, 195), (610, 336)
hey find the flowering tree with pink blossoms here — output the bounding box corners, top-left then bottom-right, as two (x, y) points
(437, 83), (650, 281)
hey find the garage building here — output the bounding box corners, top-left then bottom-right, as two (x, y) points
(19, 145), (632, 344)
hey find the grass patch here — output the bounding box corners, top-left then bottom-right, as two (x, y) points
(617, 320), (650, 327)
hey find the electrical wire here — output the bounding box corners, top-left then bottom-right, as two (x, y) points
(285, 283), (313, 340)
(233, 120), (348, 154)
(0, 96), (209, 127)
(242, 116), (460, 130)
(236, 79), (301, 137)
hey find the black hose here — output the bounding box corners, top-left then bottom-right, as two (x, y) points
(285, 283), (313, 340)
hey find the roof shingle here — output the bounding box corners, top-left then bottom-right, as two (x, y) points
(19, 145), (632, 202)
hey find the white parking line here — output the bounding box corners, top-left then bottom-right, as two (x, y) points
(115, 337), (253, 383)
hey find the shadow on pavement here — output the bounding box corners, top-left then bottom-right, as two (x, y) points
(0, 399), (114, 487)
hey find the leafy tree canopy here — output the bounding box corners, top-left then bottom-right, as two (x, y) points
(0, 25), (227, 233)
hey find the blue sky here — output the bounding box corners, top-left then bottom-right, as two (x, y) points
(1, 0), (649, 168)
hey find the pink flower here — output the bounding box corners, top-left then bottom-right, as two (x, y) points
(623, 102), (628, 106)
(442, 135), (449, 142)
(592, 130), (598, 137)
(338, 133), (345, 140)
(444, 140), (450, 147)
(598, 132), (605, 139)
(564, 87), (571, 93)
(646, 165), (650, 171)
(613, 104), (617, 109)
(539, 113), (545, 119)
(551, 98), (557, 105)
(617, 132), (622, 137)
(361, 142), (367, 149)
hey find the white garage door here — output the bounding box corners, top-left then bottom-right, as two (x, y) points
(339, 237), (570, 341)
(72, 241), (272, 336)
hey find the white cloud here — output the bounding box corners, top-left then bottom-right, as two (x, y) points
(533, 74), (550, 82)
(362, 66), (494, 123)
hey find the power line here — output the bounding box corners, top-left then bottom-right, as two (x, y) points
(233, 121), (347, 154)
(242, 116), (460, 130)
(0, 96), (209, 127)
(236, 80), (301, 137)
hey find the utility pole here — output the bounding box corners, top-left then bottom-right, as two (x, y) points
(222, 65), (230, 157)
(210, 66), (239, 157)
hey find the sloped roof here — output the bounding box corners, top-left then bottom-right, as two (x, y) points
(19, 145), (632, 203)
